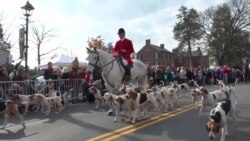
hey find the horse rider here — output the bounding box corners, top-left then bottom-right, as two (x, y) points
(112, 28), (135, 82)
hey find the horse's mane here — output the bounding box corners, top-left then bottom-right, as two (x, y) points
(97, 48), (111, 55)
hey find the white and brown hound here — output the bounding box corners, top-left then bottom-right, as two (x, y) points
(206, 99), (236, 141)
(1, 100), (25, 129)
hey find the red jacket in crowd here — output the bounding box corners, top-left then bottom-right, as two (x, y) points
(112, 38), (134, 65)
(79, 70), (91, 84)
(222, 67), (229, 74)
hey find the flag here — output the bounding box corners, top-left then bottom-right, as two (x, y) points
(19, 27), (25, 59)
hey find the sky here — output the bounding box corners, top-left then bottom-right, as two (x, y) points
(0, 0), (227, 68)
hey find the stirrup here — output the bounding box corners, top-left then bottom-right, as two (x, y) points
(122, 74), (131, 82)
(124, 75), (131, 82)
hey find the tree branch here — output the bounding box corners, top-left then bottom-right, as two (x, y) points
(40, 47), (60, 56)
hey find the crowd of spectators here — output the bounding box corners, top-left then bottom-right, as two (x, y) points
(0, 57), (103, 103)
(1, 58), (249, 103)
(147, 65), (249, 86)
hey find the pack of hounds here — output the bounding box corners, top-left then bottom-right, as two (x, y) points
(1, 79), (238, 141)
(0, 85), (69, 129)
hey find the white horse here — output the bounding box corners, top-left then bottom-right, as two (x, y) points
(86, 48), (148, 115)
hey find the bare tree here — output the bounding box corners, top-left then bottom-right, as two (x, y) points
(31, 22), (58, 68)
(230, 0), (250, 31)
(200, 0), (250, 66)
(0, 12), (15, 49)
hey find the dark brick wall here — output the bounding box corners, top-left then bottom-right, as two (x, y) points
(137, 40), (173, 66)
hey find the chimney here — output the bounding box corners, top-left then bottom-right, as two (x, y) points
(146, 39), (151, 45)
(160, 44), (164, 49)
(197, 47), (201, 51)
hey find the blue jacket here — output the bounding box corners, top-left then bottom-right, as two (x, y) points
(215, 69), (221, 80)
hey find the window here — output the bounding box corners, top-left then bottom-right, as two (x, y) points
(155, 52), (158, 59)
(137, 54), (140, 60)
(138, 54), (143, 61)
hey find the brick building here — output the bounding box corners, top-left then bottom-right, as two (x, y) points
(172, 47), (209, 68)
(137, 39), (173, 66)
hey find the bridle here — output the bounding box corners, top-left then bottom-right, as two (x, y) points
(88, 51), (115, 70)
(88, 50), (116, 87)
(88, 51), (100, 68)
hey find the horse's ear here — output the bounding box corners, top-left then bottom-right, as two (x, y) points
(86, 47), (91, 53)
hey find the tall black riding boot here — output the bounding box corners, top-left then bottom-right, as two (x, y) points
(122, 65), (132, 82)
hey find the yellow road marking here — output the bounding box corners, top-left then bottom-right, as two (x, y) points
(87, 104), (195, 141)
(103, 105), (195, 141)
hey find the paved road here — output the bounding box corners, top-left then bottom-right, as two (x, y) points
(116, 84), (250, 141)
(0, 84), (250, 141)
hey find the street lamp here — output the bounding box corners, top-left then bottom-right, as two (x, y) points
(21, 1), (34, 73)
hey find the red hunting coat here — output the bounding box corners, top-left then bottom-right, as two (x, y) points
(112, 38), (134, 65)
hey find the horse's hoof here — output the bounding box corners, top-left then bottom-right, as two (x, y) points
(107, 111), (113, 116)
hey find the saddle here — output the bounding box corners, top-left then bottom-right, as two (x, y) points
(115, 56), (133, 82)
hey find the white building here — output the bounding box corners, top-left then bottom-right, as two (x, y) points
(0, 48), (10, 65)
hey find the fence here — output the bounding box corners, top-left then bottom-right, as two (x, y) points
(0, 78), (88, 101)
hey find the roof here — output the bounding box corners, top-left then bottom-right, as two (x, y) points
(0, 47), (10, 53)
(150, 44), (172, 53)
(182, 50), (202, 57)
(0, 40), (11, 51)
(39, 54), (87, 68)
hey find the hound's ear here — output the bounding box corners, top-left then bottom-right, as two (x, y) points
(205, 124), (209, 131)
(211, 115), (220, 123)
(201, 87), (208, 94)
